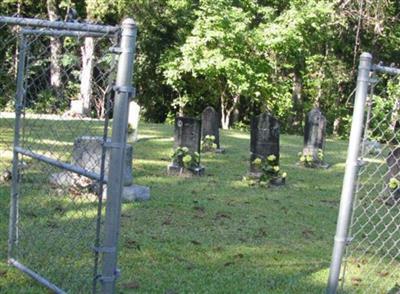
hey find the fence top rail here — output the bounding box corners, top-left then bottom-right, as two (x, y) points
(21, 28), (107, 38)
(0, 15), (119, 35)
(372, 63), (400, 76)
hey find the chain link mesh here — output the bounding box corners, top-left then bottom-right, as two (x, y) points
(0, 17), (119, 292)
(340, 70), (400, 293)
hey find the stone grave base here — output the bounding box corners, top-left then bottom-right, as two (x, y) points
(167, 164), (205, 176)
(269, 177), (286, 186)
(216, 148), (225, 154)
(296, 160), (330, 169)
(247, 171), (263, 179)
(304, 161), (330, 169)
(203, 147), (225, 154)
(314, 161), (330, 169)
(49, 171), (150, 202)
(246, 172), (285, 187)
(383, 189), (400, 206)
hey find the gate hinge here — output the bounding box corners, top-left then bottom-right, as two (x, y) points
(113, 85), (136, 98)
(97, 268), (121, 283)
(109, 46), (134, 54)
(103, 142), (125, 149)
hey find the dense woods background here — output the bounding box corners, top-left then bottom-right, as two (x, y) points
(1, 0), (400, 137)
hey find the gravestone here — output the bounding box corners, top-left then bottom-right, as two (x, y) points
(249, 112), (280, 176)
(386, 147), (400, 205)
(127, 101), (140, 143)
(302, 108), (329, 168)
(168, 116), (205, 176)
(72, 136), (132, 186)
(50, 136), (150, 201)
(70, 100), (84, 115)
(201, 106), (224, 153)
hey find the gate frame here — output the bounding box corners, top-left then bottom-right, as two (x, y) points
(327, 52), (400, 293)
(2, 16), (137, 294)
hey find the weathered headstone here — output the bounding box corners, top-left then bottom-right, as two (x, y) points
(249, 112), (280, 176)
(127, 101), (140, 143)
(302, 108), (329, 168)
(70, 100), (84, 115)
(201, 106), (224, 152)
(50, 136), (150, 201)
(168, 116), (205, 176)
(386, 148), (400, 205)
(72, 136), (132, 186)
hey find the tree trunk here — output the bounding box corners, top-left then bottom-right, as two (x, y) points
(352, 0), (364, 74)
(47, 0), (63, 96)
(290, 70), (303, 130)
(221, 110), (230, 130)
(333, 117), (341, 136)
(78, 37), (95, 116)
(220, 92), (239, 130)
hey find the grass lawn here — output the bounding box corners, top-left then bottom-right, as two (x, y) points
(0, 117), (398, 293)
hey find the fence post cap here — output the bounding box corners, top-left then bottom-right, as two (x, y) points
(360, 52), (372, 59)
(121, 18), (136, 28)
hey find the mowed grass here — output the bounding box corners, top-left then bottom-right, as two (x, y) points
(0, 117), (398, 293)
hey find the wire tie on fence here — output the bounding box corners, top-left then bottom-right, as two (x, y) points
(92, 246), (116, 253)
(334, 236), (353, 245)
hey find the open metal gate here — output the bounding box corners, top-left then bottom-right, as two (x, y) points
(327, 53), (400, 293)
(0, 16), (137, 293)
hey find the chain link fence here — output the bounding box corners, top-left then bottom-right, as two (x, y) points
(328, 53), (400, 293)
(0, 16), (137, 293)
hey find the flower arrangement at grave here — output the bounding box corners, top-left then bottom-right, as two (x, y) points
(201, 135), (217, 152)
(298, 148), (324, 168)
(244, 154), (287, 187)
(389, 177), (400, 191)
(170, 146), (200, 169)
(387, 177), (400, 205)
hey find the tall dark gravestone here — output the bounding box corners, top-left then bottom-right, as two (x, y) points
(168, 117), (205, 176)
(302, 108), (329, 168)
(201, 106), (224, 152)
(249, 112), (280, 176)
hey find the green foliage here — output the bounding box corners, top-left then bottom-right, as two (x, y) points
(367, 77), (400, 143)
(30, 89), (69, 114)
(1, 0), (400, 137)
(231, 121), (249, 132)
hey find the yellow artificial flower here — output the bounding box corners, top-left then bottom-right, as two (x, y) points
(253, 158), (262, 165)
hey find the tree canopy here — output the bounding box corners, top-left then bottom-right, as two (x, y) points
(1, 0), (400, 136)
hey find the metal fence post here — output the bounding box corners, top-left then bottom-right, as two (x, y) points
(100, 18), (137, 294)
(8, 34), (27, 260)
(326, 52), (372, 294)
